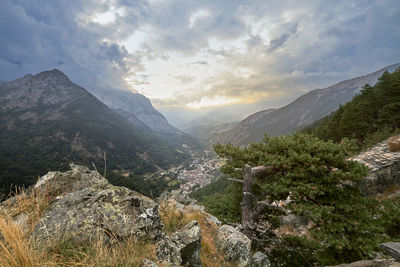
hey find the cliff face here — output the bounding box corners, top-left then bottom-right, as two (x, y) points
(87, 86), (179, 134)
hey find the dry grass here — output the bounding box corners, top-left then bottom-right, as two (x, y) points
(0, 216), (37, 267)
(0, 187), (53, 234)
(0, 189), (159, 267)
(0, 188), (237, 266)
(42, 237), (158, 266)
(159, 201), (233, 267)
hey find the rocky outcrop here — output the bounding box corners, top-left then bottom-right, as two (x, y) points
(351, 136), (400, 196)
(32, 164), (163, 244)
(157, 220), (202, 266)
(381, 243), (400, 262)
(251, 251), (270, 267)
(216, 225), (252, 266)
(140, 259), (158, 267)
(326, 260), (400, 267)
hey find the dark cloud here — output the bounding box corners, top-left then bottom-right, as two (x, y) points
(0, 0), (399, 111)
(267, 23), (298, 52)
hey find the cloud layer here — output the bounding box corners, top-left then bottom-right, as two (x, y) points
(1, 0), (399, 110)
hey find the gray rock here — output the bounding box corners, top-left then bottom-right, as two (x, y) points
(157, 220), (202, 266)
(252, 251), (270, 267)
(173, 220), (202, 267)
(326, 259), (400, 267)
(381, 242), (400, 261)
(351, 136), (400, 196)
(141, 259), (158, 267)
(157, 235), (182, 266)
(159, 190), (193, 205)
(34, 164), (109, 195)
(216, 225), (251, 266)
(32, 167), (163, 244)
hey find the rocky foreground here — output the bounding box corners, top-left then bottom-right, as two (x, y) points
(1, 164), (268, 266)
(1, 140), (400, 267)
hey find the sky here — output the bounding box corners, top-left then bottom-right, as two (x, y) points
(1, 0), (399, 117)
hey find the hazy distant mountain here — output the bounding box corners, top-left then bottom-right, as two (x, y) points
(87, 86), (179, 134)
(220, 63), (400, 145)
(185, 106), (260, 128)
(0, 69), (191, 191)
(181, 103), (267, 144)
(184, 121), (238, 147)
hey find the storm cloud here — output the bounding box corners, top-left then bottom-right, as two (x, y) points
(0, 0), (399, 110)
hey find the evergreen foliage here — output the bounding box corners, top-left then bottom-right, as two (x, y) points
(304, 69), (400, 148)
(210, 133), (396, 266)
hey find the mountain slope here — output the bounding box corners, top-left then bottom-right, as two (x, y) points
(87, 86), (179, 134)
(87, 86), (203, 153)
(0, 69), (189, 192)
(220, 63), (400, 145)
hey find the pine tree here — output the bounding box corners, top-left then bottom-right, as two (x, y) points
(213, 133), (389, 266)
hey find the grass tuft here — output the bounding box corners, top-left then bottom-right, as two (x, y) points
(159, 201), (232, 267)
(0, 216), (37, 267)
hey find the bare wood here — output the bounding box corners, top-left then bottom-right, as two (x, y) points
(234, 164), (276, 231)
(241, 165), (254, 227)
(251, 165), (274, 176)
(228, 178), (243, 183)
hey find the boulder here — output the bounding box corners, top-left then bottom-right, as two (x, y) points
(159, 189), (193, 205)
(32, 165), (163, 244)
(216, 225), (251, 266)
(251, 251), (270, 267)
(381, 242), (400, 261)
(326, 260), (400, 267)
(351, 136), (400, 196)
(157, 220), (202, 266)
(157, 235), (182, 266)
(174, 220), (202, 266)
(34, 164), (109, 194)
(140, 259), (158, 267)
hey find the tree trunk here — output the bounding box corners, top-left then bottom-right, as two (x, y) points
(241, 165), (254, 228)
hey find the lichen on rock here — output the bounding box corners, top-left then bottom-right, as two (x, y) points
(157, 220), (202, 267)
(32, 164), (163, 244)
(216, 224), (251, 266)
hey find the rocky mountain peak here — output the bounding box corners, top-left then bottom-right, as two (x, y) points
(32, 68), (71, 83)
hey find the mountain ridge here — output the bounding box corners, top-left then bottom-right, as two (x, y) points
(219, 63), (400, 145)
(0, 69), (190, 193)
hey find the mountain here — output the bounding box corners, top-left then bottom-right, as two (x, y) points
(87, 86), (203, 154)
(87, 86), (179, 134)
(0, 69), (190, 192)
(219, 63), (400, 145)
(184, 121), (238, 147)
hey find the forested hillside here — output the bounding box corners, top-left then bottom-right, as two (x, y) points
(0, 70), (191, 197)
(304, 69), (400, 149)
